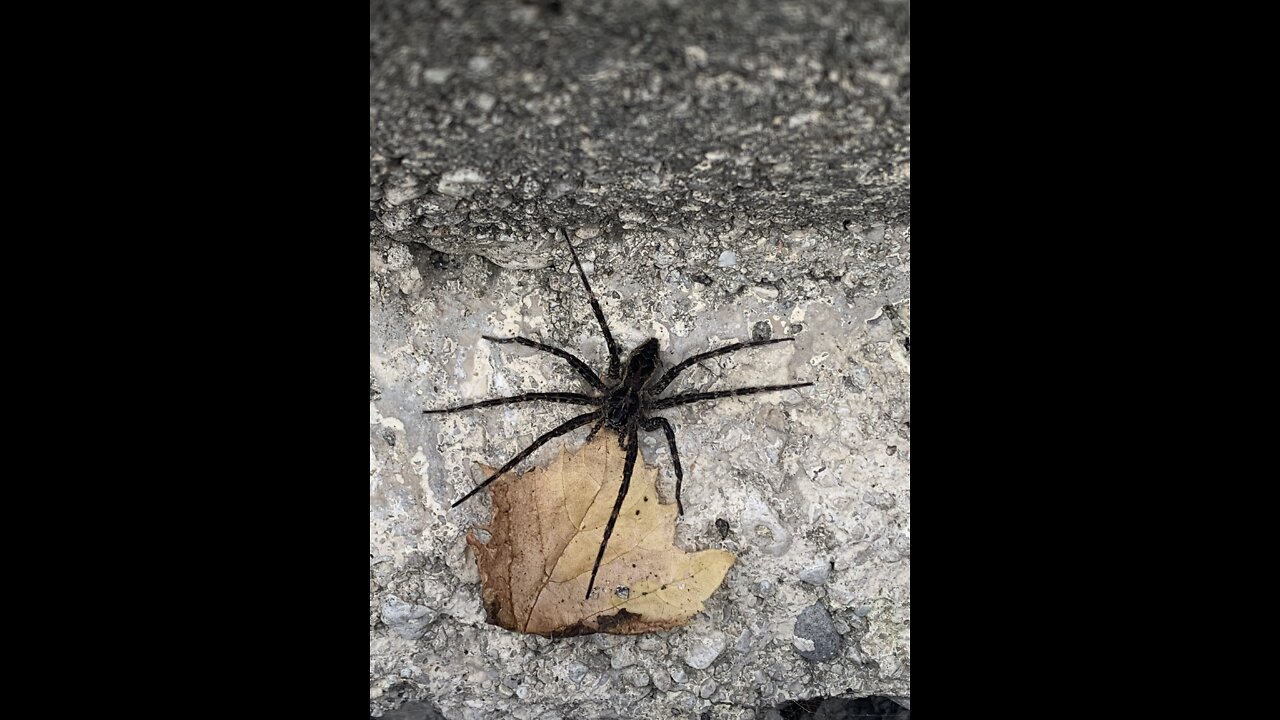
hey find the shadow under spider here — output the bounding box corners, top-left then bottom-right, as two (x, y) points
(425, 229), (813, 599)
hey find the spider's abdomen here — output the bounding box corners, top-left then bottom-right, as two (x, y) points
(623, 338), (661, 386)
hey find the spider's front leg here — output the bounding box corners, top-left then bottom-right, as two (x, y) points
(481, 335), (607, 392)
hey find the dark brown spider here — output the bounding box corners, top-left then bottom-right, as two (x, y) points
(426, 230), (812, 599)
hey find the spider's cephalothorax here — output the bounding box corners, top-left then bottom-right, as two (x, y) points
(426, 231), (812, 599)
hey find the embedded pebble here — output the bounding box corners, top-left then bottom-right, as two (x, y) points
(637, 636), (667, 653)
(653, 670), (673, 691)
(423, 67), (452, 84)
(683, 631), (728, 669)
(718, 250), (737, 267)
(793, 603), (841, 662)
(625, 668), (650, 688)
(380, 596), (435, 640)
(669, 666), (688, 684)
(565, 661), (588, 682)
(610, 648), (637, 669)
(751, 579), (777, 598)
(799, 563), (830, 585)
(699, 679), (718, 699)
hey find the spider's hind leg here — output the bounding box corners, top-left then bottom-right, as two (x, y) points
(641, 416), (684, 515)
(450, 410), (601, 508)
(584, 415), (606, 444)
(586, 426), (639, 599)
(424, 392), (599, 414)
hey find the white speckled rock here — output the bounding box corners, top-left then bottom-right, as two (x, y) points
(683, 631), (728, 670)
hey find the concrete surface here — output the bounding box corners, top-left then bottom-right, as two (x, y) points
(370, 0), (909, 717)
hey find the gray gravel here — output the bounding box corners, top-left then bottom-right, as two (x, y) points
(793, 603), (842, 662)
(370, 0), (909, 717)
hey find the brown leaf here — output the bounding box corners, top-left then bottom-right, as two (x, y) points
(465, 431), (736, 636)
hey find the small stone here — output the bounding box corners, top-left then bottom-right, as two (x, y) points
(610, 648), (637, 669)
(798, 563), (830, 585)
(751, 579), (777, 598)
(380, 596), (435, 640)
(653, 669), (672, 691)
(699, 678), (717, 699)
(423, 67), (452, 84)
(637, 636), (666, 653)
(669, 666), (688, 684)
(437, 168), (487, 197)
(565, 661), (588, 682)
(684, 631), (727, 670)
(828, 586), (857, 606)
(625, 668), (650, 688)
(793, 603), (842, 662)
(718, 250), (737, 267)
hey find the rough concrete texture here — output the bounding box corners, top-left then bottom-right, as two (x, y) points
(370, 0), (909, 717)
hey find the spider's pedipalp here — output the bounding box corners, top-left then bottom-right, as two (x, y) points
(651, 382), (814, 410)
(482, 335), (607, 392)
(424, 392), (600, 414)
(649, 338), (797, 395)
(450, 410), (602, 508)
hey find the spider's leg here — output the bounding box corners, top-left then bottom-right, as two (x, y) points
(651, 382), (814, 410)
(584, 415), (606, 443)
(650, 338), (796, 395)
(586, 426), (639, 599)
(562, 229), (622, 379)
(424, 392), (600, 414)
(450, 410), (602, 508)
(641, 416), (684, 515)
(482, 336), (607, 392)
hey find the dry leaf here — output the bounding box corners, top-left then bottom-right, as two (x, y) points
(465, 431), (736, 636)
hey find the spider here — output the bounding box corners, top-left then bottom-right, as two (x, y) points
(425, 231), (812, 599)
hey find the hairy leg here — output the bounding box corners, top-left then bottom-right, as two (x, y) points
(649, 338), (796, 395)
(482, 335), (606, 392)
(586, 426), (639, 599)
(450, 410), (602, 508)
(561, 229), (622, 379)
(424, 392), (600, 414)
(641, 416), (684, 515)
(651, 382), (813, 410)
(584, 414), (607, 443)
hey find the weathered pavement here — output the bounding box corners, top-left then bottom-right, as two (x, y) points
(371, 1), (909, 717)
